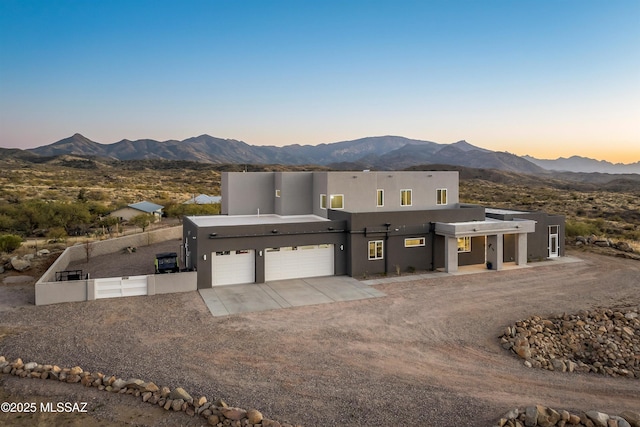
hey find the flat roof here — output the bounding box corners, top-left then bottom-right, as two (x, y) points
(186, 214), (330, 227)
(485, 208), (529, 215)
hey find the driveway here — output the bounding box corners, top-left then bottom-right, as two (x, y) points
(199, 276), (385, 316)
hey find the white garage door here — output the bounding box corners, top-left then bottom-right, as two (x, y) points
(211, 250), (255, 286)
(265, 244), (334, 281)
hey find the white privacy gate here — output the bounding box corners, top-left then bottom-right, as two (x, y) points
(95, 275), (148, 299)
(265, 244), (334, 281)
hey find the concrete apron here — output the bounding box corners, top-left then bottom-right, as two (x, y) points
(199, 275), (386, 317)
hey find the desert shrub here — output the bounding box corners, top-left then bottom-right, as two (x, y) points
(0, 234), (23, 253)
(565, 220), (598, 237)
(46, 227), (68, 241)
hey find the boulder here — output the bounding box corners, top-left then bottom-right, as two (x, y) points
(247, 409), (263, 424)
(586, 411), (610, 427)
(10, 257), (30, 272)
(36, 249), (50, 256)
(220, 407), (247, 421)
(621, 411), (640, 427)
(169, 387), (192, 402)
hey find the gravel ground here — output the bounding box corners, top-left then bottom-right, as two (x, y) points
(0, 250), (639, 426)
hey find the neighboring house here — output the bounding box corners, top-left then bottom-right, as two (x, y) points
(109, 201), (164, 222)
(184, 194), (222, 205)
(183, 171), (564, 289)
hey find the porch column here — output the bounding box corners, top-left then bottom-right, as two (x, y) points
(444, 236), (458, 273)
(486, 234), (503, 271)
(515, 233), (528, 266)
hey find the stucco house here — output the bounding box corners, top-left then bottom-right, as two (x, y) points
(183, 171), (564, 289)
(109, 201), (164, 222)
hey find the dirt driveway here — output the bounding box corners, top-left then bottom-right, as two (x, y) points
(1, 250), (639, 426)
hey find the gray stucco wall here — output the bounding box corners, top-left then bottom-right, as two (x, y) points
(486, 211), (565, 261)
(223, 171), (460, 217)
(275, 172), (314, 215)
(222, 172), (275, 215)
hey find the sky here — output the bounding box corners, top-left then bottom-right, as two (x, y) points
(0, 0), (639, 163)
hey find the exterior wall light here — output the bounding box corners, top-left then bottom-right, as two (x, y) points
(203, 254), (207, 261)
(209, 233), (217, 238)
(271, 229), (278, 233)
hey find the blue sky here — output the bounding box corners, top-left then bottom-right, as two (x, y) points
(1, 0), (638, 162)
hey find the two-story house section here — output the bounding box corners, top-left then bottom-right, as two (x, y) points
(184, 171), (564, 289)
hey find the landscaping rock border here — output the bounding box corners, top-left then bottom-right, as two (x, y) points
(500, 307), (640, 378)
(494, 405), (640, 427)
(0, 355), (299, 427)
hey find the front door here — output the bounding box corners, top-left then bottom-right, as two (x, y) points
(548, 225), (559, 258)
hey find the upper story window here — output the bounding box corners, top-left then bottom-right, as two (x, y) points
(368, 240), (384, 260)
(330, 194), (344, 209)
(404, 237), (425, 247)
(377, 189), (384, 207)
(437, 188), (447, 205)
(320, 194), (326, 209)
(457, 236), (471, 252)
(275, 189), (281, 197)
(401, 189), (412, 206)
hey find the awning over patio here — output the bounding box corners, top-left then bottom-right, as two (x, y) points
(434, 218), (536, 272)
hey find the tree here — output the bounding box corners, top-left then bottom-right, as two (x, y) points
(0, 234), (22, 253)
(129, 214), (153, 232)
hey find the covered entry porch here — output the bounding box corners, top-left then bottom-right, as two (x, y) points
(435, 218), (536, 273)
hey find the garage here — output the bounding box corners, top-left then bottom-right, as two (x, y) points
(265, 244), (334, 281)
(211, 250), (255, 286)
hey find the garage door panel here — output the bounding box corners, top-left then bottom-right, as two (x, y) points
(265, 245), (334, 281)
(212, 250), (255, 286)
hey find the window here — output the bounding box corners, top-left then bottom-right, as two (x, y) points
(320, 194), (327, 209)
(275, 189), (281, 197)
(457, 237), (471, 252)
(377, 189), (384, 207)
(404, 237), (425, 247)
(368, 240), (384, 260)
(330, 194), (344, 209)
(437, 188), (448, 205)
(215, 251), (231, 256)
(401, 189), (412, 206)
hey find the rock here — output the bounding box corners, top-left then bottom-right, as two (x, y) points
(621, 411), (640, 427)
(171, 398), (184, 412)
(169, 387), (192, 402)
(160, 386), (170, 398)
(125, 378), (144, 389)
(196, 396), (207, 407)
(586, 411), (610, 427)
(551, 359), (567, 372)
(141, 381), (159, 393)
(220, 407), (247, 421)
(69, 366), (83, 375)
(36, 249), (50, 256)
(247, 409), (263, 424)
(24, 362), (38, 370)
(208, 415), (220, 425)
(10, 257), (30, 272)
(214, 399), (228, 408)
(112, 378), (126, 389)
(610, 416), (632, 427)
(525, 406), (539, 427)
(142, 392), (152, 402)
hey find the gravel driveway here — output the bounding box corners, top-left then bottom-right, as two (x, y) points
(1, 250), (639, 426)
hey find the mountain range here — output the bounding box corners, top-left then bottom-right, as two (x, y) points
(3, 133), (638, 174)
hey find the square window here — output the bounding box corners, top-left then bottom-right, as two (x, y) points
(437, 188), (448, 205)
(275, 189), (281, 197)
(457, 237), (471, 252)
(401, 189), (412, 206)
(368, 240), (384, 260)
(377, 189), (384, 207)
(330, 194), (344, 209)
(404, 237), (425, 247)
(320, 194), (327, 209)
